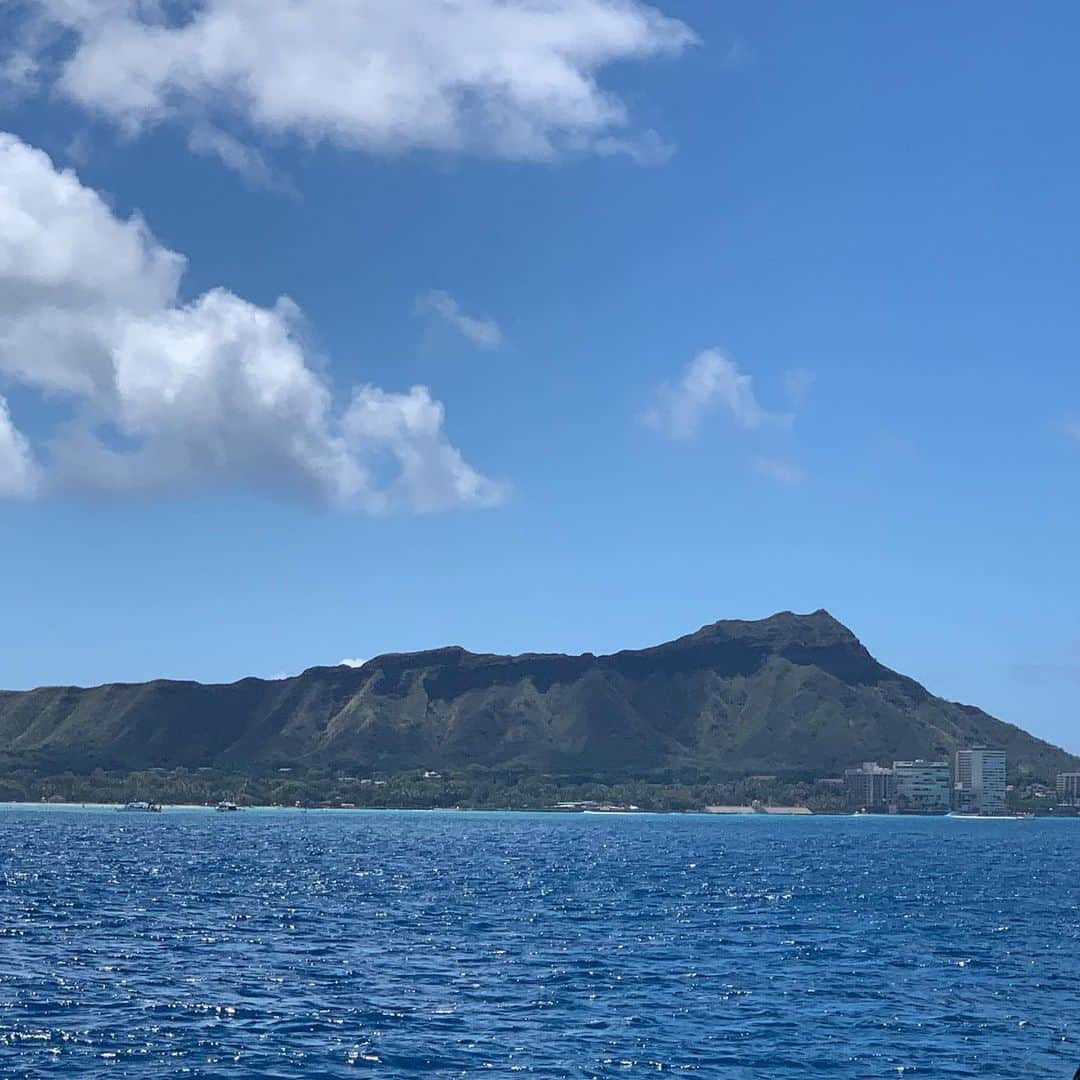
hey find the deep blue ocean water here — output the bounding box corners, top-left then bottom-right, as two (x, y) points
(0, 808), (1077, 1078)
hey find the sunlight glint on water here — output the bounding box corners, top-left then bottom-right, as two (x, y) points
(0, 808), (1077, 1077)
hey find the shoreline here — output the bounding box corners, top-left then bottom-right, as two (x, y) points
(0, 801), (1075, 820)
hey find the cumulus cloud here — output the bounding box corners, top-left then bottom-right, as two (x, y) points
(0, 132), (502, 511)
(417, 290), (504, 350)
(344, 384), (505, 510)
(338, 657), (367, 668)
(644, 348), (788, 441)
(6, 0), (696, 168)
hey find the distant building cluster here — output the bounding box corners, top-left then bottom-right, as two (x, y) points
(844, 748), (1010, 815)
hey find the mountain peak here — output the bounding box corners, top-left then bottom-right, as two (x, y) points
(0, 612), (1075, 782)
(690, 608), (859, 649)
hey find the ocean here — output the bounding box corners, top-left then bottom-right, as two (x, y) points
(0, 807), (1076, 1077)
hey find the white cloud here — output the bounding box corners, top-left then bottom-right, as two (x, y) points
(0, 132), (502, 512)
(417, 290), (504, 350)
(344, 384), (506, 511)
(644, 348), (787, 441)
(8, 0), (696, 168)
(338, 657), (366, 668)
(752, 456), (804, 486)
(0, 50), (39, 93)
(186, 123), (288, 192)
(721, 38), (755, 72)
(0, 395), (40, 497)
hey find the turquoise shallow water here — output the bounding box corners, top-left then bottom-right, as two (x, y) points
(0, 807), (1077, 1077)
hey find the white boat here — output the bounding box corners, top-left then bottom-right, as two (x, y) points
(119, 800), (162, 812)
(215, 800), (242, 812)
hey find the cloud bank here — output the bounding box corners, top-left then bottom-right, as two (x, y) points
(0, 133), (501, 512)
(6, 0), (696, 166)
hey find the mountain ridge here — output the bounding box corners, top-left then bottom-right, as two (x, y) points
(1, 611), (1075, 780)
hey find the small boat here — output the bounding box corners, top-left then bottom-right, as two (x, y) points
(215, 801), (242, 812)
(119, 800), (162, 813)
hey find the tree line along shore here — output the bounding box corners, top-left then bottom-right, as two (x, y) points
(2, 764), (1075, 816)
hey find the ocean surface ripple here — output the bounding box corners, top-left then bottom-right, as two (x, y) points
(0, 808), (1077, 1077)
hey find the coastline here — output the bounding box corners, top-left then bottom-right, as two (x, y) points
(0, 801), (1074, 820)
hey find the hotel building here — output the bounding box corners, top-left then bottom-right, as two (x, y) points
(1057, 773), (1080, 806)
(844, 763), (895, 810)
(892, 760), (952, 814)
(955, 748), (1007, 815)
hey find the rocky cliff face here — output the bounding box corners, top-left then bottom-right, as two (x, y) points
(0, 611), (1074, 779)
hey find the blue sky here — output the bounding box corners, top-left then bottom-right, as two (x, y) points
(1, 1), (1078, 754)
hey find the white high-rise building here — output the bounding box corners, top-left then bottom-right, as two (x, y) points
(955, 748), (1007, 815)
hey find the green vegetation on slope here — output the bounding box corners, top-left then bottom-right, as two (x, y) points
(0, 611), (1075, 787)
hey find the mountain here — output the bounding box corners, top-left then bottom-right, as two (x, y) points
(0, 610), (1075, 780)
